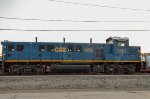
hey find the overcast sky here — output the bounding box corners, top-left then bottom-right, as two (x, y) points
(0, 0), (150, 54)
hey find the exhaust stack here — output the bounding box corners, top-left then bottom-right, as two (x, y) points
(35, 37), (38, 42)
(90, 38), (92, 43)
(63, 37), (65, 43)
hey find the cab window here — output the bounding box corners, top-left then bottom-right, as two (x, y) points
(17, 45), (24, 51)
(8, 45), (14, 52)
(47, 45), (54, 52)
(76, 45), (82, 52)
(39, 45), (45, 52)
(68, 45), (74, 52)
(118, 41), (125, 47)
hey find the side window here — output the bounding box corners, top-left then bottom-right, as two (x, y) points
(39, 45), (45, 52)
(68, 45), (74, 52)
(8, 45), (14, 52)
(76, 45), (82, 52)
(17, 45), (24, 52)
(47, 45), (54, 52)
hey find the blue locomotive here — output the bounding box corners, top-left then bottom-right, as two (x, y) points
(1, 36), (142, 74)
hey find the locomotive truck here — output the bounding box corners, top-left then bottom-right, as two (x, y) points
(0, 36), (148, 74)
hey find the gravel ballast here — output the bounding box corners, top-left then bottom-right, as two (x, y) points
(0, 75), (150, 91)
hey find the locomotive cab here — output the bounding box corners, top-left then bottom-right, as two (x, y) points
(105, 36), (130, 60)
(105, 37), (141, 74)
(106, 36), (129, 54)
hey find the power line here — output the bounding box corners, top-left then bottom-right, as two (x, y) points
(0, 29), (150, 31)
(0, 17), (74, 22)
(0, 17), (150, 23)
(49, 0), (150, 12)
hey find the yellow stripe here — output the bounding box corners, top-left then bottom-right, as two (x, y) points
(93, 60), (141, 62)
(5, 60), (141, 63)
(63, 60), (73, 62)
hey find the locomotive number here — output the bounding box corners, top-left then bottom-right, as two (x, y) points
(55, 47), (67, 52)
(118, 49), (126, 54)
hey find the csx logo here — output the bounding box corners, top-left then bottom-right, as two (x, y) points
(55, 47), (67, 52)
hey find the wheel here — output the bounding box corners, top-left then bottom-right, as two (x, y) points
(124, 68), (129, 74)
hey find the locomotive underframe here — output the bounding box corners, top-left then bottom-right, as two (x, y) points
(3, 61), (141, 74)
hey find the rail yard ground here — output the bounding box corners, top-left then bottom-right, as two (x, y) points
(0, 75), (150, 99)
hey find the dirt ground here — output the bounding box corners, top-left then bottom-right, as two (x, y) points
(0, 75), (150, 99)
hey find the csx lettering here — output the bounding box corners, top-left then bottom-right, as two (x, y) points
(55, 47), (67, 52)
